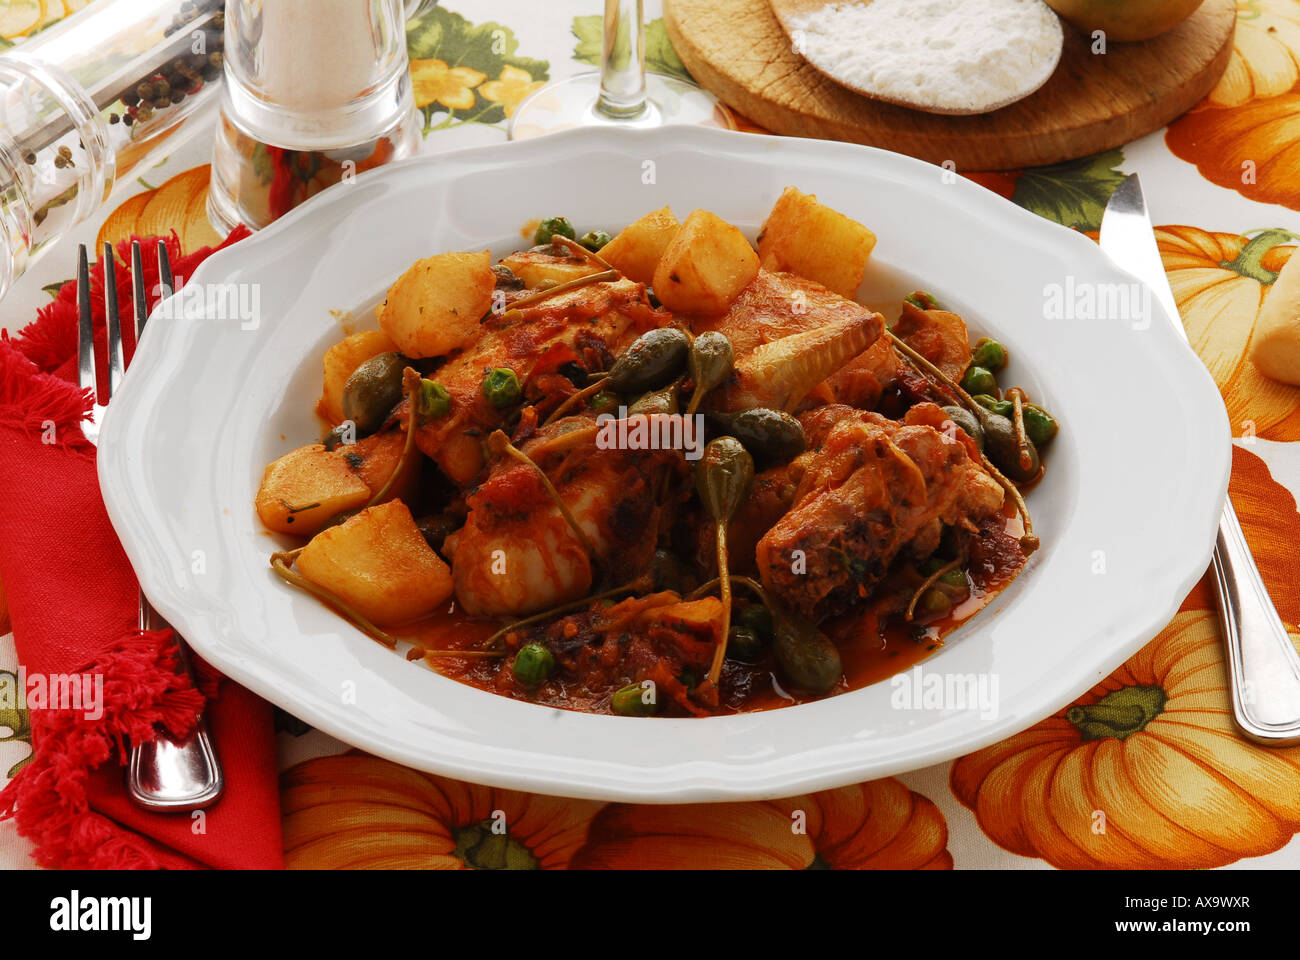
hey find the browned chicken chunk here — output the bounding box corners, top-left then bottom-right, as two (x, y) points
(756, 403), (1003, 619)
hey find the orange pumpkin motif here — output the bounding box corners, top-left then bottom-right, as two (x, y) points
(97, 165), (222, 258)
(569, 779), (952, 869)
(1156, 224), (1300, 439)
(281, 752), (602, 869)
(952, 605), (1300, 869)
(1208, 0), (1300, 106)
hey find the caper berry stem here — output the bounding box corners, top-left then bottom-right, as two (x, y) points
(478, 579), (650, 651)
(489, 430), (598, 561)
(505, 268), (619, 312)
(707, 521), (734, 687)
(551, 233), (619, 275)
(905, 556), (964, 622)
(365, 367), (421, 508)
(542, 377), (609, 426)
(1005, 387), (1036, 477)
(886, 331), (1036, 549)
(270, 550), (397, 649)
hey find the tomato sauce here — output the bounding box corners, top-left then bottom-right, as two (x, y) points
(392, 504), (1028, 717)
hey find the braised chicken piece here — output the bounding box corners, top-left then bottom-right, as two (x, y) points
(405, 278), (666, 487)
(443, 414), (683, 617)
(756, 403), (1003, 619)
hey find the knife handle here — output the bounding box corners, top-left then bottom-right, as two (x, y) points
(1213, 497), (1300, 743)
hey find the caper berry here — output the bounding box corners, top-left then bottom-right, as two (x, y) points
(578, 229), (612, 252)
(697, 437), (754, 525)
(771, 607), (842, 694)
(607, 328), (690, 393)
(482, 367), (521, 408)
(727, 625), (765, 663)
(534, 216), (576, 246)
(687, 331), (734, 400)
(710, 408), (805, 464)
(341, 352), (406, 435)
(628, 380), (680, 416)
(960, 365), (998, 397)
(612, 682), (656, 716)
(941, 405), (983, 450)
(512, 643), (555, 687)
(983, 414), (1040, 483)
(971, 337), (1008, 372)
(735, 602), (773, 639)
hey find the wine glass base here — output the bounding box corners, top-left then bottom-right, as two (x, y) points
(509, 72), (735, 140)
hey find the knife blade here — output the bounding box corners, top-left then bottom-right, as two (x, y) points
(1099, 173), (1300, 745)
(1098, 173), (1182, 336)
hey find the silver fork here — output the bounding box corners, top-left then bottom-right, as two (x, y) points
(77, 241), (225, 811)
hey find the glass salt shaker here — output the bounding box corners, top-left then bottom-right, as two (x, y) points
(0, 0), (226, 304)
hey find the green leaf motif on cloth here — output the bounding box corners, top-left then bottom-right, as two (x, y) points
(406, 6), (549, 135)
(1010, 149), (1126, 233)
(572, 16), (693, 83)
(0, 670), (32, 779)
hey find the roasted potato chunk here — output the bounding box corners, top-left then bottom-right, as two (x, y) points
(296, 500), (454, 627)
(317, 329), (398, 425)
(757, 186), (876, 298)
(652, 210), (759, 316)
(255, 443), (372, 535)
(601, 205), (680, 285)
(377, 250), (495, 358)
(338, 430), (419, 504)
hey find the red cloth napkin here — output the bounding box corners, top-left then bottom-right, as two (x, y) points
(0, 230), (284, 869)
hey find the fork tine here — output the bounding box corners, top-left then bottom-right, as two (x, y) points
(131, 240), (148, 340)
(76, 244), (95, 399)
(103, 241), (125, 400)
(157, 240), (173, 301)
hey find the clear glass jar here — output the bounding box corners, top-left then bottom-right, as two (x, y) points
(207, 0), (419, 232)
(0, 0), (226, 303)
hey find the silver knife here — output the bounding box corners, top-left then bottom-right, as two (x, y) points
(1099, 173), (1300, 745)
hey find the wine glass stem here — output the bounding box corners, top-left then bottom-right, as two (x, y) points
(597, 0), (648, 119)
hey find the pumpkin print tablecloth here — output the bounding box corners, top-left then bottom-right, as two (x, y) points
(3, 0), (1300, 871)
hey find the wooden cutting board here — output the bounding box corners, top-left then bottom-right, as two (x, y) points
(664, 0), (1236, 170)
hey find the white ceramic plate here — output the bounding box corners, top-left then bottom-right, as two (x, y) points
(98, 126), (1229, 803)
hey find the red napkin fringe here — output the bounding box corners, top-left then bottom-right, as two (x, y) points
(0, 631), (208, 869)
(0, 225), (266, 870)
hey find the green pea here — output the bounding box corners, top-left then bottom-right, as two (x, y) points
(534, 216), (576, 246)
(419, 379), (451, 418)
(904, 291), (941, 311)
(647, 548), (688, 593)
(612, 682), (657, 716)
(971, 394), (1013, 418)
(937, 567), (967, 590)
(735, 602), (773, 639)
(960, 365), (997, 397)
(1023, 404), (1058, 448)
(941, 405), (983, 450)
(511, 643), (555, 686)
(482, 367), (521, 408)
(607, 328), (690, 393)
(589, 390), (620, 414)
(727, 625), (765, 663)
(971, 337), (1007, 372)
(578, 229), (612, 252)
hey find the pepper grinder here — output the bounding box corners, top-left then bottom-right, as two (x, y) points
(208, 0), (421, 232)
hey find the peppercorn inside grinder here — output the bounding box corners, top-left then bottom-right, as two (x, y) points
(208, 0), (420, 233)
(0, 0), (226, 303)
